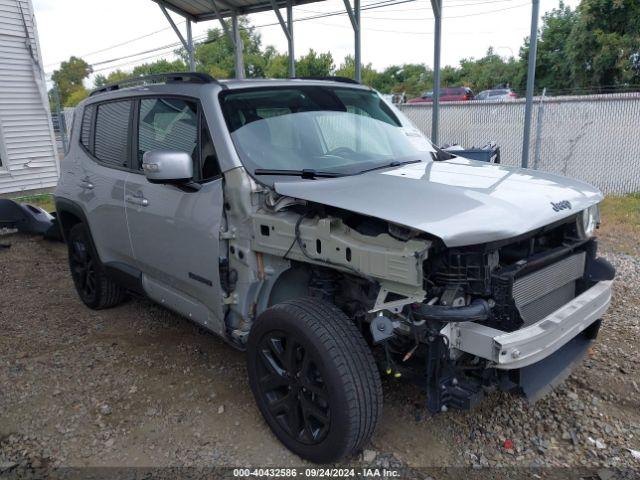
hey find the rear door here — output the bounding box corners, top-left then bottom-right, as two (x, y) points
(124, 96), (225, 322)
(77, 100), (133, 264)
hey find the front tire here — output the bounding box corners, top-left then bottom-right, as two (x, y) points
(67, 223), (126, 310)
(247, 298), (382, 463)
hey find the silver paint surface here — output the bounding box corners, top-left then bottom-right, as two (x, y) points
(275, 158), (603, 247)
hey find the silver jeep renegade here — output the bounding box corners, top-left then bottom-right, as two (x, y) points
(54, 73), (615, 463)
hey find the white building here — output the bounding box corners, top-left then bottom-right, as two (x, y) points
(0, 0), (59, 195)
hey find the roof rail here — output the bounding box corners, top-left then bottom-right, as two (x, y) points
(294, 76), (360, 85)
(89, 72), (219, 97)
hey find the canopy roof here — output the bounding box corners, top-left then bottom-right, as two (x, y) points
(152, 0), (327, 22)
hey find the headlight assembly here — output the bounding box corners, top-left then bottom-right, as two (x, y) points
(578, 204), (600, 238)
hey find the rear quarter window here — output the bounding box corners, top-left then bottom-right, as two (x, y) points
(94, 100), (132, 168)
(80, 105), (95, 152)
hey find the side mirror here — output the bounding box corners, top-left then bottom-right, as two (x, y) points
(142, 151), (200, 191)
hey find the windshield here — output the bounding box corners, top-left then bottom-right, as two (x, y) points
(220, 86), (435, 182)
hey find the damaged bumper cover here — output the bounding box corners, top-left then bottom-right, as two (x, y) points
(447, 280), (613, 369)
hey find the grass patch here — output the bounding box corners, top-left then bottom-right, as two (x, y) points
(600, 192), (640, 228)
(10, 193), (55, 213)
(598, 193), (640, 255)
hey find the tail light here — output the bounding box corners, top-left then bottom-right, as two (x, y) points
(508, 92), (518, 98)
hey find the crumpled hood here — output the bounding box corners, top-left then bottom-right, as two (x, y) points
(274, 158), (603, 247)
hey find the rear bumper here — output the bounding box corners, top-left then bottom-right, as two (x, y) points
(448, 280), (613, 369)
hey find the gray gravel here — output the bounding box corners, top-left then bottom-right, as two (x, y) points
(1, 231), (639, 474)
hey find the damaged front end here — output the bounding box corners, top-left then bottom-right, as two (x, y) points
(244, 187), (614, 415)
(367, 216), (615, 413)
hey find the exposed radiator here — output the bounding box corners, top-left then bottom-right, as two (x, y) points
(513, 252), (586, 325)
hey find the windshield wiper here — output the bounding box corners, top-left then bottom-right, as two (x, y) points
(254, 168), (342, 179)
(357, 159), (422, 174)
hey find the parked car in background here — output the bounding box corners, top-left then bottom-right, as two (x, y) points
(408, 87), (475, 103)
(477, 88), (518, 101)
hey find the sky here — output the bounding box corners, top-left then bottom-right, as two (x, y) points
(33, 0), (580, 85)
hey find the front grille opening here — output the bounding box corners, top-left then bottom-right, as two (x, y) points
(424, 219), (591, 332)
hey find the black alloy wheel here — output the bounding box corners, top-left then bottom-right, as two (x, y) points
(256, 330), (331, 445)
(66, 223), (126, 310)
(247, 297), (382, 463)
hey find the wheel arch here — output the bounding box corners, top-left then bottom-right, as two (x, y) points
(55, 198), (89, 243)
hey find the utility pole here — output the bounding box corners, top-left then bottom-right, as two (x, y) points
(521, 0), (540, 168)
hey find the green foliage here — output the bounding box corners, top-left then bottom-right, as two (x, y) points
(81, 2), (638, 101)
(190, 17), (265, 78)
(65, 87), (89, 107)
(10, 193), (55, 212)
(568, 0), (640, 87)
(297, 50), (334, 78)
(93, 69), (131, 88)
(457, 48), (521, 93)
(50, 56), (92, 106)
(132, 59), (187, 77)
(519, 0), (640, 94)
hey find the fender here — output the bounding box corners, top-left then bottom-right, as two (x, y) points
(54, 197), (90, 242)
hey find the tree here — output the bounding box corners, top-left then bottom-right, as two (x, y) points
(518, 2), (577, 94)
(131, 59), (187, 77)
(457, 48), (521, 92)
(297, 50), (334, 78)
(567, 0), (640, 88)
(191, 17), (265, 78)
(50, 56), (92, 106)
(93, 69), (130, 88)
(66, 87), (89, 107)
(377, 64), (432, 98)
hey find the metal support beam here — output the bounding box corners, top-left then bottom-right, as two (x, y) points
(521, 0), (540, 168)
(159, 4), (195, 71)
(159, 4), (189, 49)
(186, 19), (195, 71)
(430, 0), (442, 145)
(287, 1), (295, 77)
(209, 0), (234, 44)
(270, 0), (295, 77)
(343, 0), (361, 82)
(232, 14), (245, 78)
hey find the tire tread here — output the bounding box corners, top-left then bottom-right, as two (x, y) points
(264, 297), (382, 460)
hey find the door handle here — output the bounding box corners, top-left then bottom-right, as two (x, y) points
(125, 193), (149, 207)
(79, 178), (94, 189)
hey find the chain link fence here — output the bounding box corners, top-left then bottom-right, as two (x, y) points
(398, 93), (640, 194)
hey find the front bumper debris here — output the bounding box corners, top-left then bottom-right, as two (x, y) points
(447, 280), (612, 369)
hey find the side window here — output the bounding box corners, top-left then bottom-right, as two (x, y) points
(199, 115), (221, 181)
(137, 98), (198, 170)
(94, 101), (132, 167)
(80, 105), (94, 152)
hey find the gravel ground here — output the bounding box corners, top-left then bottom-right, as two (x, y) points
(1, 229), (639, 476)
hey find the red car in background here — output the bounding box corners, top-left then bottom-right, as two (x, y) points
(408, 87), (475, 103)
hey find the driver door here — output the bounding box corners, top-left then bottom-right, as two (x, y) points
(124, 96), (225, 327)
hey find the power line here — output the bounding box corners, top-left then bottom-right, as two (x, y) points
(52, 0), (535, 77)
(43, 21), (186, 68)
(44, 0), (387, 70)
(48, 0), (413, 75)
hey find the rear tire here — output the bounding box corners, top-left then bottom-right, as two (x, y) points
(247, 297), (382, 463)
(67, 223), (126, 310)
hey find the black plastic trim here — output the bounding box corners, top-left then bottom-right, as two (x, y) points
(90, 72), (219, 97)
(103, 262), (145, 295)
(54, 198), (89, 242)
